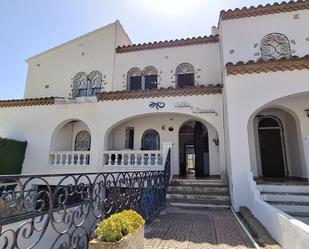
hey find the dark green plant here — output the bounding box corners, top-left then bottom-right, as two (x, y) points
(0, 137), (27, 175)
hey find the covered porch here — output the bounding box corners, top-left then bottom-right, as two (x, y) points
(103, 113), (225, 178)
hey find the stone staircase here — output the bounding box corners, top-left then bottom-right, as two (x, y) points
(166, 177), (230, 208)
(258, 182), (309, 225)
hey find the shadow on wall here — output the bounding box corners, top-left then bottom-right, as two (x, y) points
(0, 137), (27, 175)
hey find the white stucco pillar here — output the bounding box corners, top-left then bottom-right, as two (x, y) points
(303, 136), (309, 181)
(162, 141), (173, 174)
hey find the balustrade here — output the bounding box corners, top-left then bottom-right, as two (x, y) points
(49, 151), (90, 166)
(103, 150), (163, 171)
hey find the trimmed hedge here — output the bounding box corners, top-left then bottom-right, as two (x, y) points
(0, 137), (27, 175)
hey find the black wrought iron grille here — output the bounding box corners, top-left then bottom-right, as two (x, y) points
(0, 149), (171, 249)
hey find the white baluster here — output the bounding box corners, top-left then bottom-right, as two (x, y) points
(81, 153), (87, 165)
(64, 153), (69, 165)
(120, 153), (124, 166)
(133, 153), (138, 166)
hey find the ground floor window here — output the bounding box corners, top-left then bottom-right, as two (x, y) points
(142, 129), (160, 150)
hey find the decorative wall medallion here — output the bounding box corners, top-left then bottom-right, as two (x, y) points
(260, 33), (291, 61)
(149, 101), (165, 110)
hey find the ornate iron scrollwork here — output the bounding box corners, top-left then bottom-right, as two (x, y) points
(0, 155), (171, 249)
(72, 71), (103, 97)
(260, 33), (291, 61)
(149, 101), (165, 110)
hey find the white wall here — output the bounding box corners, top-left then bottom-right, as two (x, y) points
(224, 69), (309, 209)
(0, 94), (225, 177)
(113, 43), (221, 91)
(24, 21), (128, 98)
(220, 10), (309, 64)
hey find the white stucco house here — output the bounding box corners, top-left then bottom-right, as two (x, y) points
(1, 1), (309, 247)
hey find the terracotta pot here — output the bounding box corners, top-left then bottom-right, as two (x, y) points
(89, 226), (144, 249)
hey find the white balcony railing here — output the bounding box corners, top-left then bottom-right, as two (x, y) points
(49, 151), (90, 166)
(103, 150), (163, 172)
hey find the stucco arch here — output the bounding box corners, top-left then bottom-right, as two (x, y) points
(103, 112), (219, 149)
(50, 118), (92, 152)
(247, 101), (306, 179)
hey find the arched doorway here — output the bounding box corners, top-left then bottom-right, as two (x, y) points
(257, 116), (287, 178)
(179, 121), (209, 177)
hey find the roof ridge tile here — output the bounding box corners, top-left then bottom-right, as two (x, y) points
(226, 55), (309, 75)
(220, 0), (308, 20)
(116, 35), (219, 54)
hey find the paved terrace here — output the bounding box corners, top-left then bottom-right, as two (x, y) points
(145, 207), (254, 249)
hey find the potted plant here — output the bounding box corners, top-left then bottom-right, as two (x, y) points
(89, 210), (145, 249)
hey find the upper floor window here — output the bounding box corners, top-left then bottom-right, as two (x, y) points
(74, 130), (91, 151)
(260, 33), (291, 61)
(72, 71), (102, 97)
(127, 66), (158, 91)
(143, 66), (158, 90)
(127, 67), (142, 90)
(176, 63), (195, 88)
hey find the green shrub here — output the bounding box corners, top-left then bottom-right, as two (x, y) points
(0, 137), (27, 175)
(95, 210), (145, 242)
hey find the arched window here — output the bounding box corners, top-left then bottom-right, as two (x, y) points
(72, 72), (88, 97)
(88, 71), (103, 95)
(143, 66), (158, 90)
(72, 71), (102, 97)
(141, 129), (160, 150)
(260, 33), (291, 61)
(176, 63), (195, 88)
(74, 130), (91, 151)
(127, 67), (142, 90)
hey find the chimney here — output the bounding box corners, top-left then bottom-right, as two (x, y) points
(211, 26), (219, 36)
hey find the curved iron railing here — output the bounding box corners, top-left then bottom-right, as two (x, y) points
(0, 149), (171, 249)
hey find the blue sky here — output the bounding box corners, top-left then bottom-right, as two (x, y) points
(0, 0), (279, 100)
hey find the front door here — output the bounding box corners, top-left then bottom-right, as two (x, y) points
(258, 117), (286, 178)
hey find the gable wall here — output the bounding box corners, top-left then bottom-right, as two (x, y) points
(220, 9), (309, 64)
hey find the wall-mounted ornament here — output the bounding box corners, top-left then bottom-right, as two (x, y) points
(212, 137), (219, 146)
(149, 101), (165, 110)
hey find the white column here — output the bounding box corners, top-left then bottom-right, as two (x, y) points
(162, 142), (173, 170)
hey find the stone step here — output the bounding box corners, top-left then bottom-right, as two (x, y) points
(261, 192), (309, 202)
(170, 179), (227, 187)
(267, 200), (309, 213)
(287, 211), (309, 218)
(167, 193), (230, 202)
(168, 200), (230, 208)
(168, 185), (229, 194)
(258, 184), (309, 193)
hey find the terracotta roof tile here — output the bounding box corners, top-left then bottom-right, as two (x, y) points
(226, 55), (309, 75)
(97, 85), (222, 101)
(220, 0), (309, 20)
(116, 35), (219, 54)
(0, 97), (55, 108)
